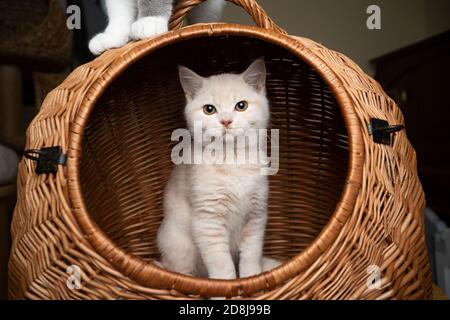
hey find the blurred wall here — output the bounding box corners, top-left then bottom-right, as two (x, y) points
(222, 0), (450, 75)
(425, 0), (450, 36)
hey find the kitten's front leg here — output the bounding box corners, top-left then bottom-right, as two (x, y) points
(131, 0), (172, 40)
(89, 0), (137, 55)
(239, 207), (267, 278)
(192, 215), (236, 280)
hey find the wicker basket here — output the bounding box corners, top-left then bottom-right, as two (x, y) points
(9, 0), (432, 300)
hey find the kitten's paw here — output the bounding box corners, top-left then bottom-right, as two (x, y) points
(209, 271), (236, 280)
(89, 31), (130, 55)
(131, 16), (168, 40)
(239, 265), (262, 278)
(152, 260), (165, 269)
(210, 297), (226, 300)
(262, 257), (282, 272)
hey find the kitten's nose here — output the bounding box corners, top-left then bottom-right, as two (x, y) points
(221, 120), (233, 128)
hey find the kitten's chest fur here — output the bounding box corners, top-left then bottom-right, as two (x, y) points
(189, 164), (266, 216)
(187, 164), (267, 255)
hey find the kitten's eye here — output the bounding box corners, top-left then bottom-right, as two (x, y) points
(203, 105), (217, 115)
(235, 101), (249, 112)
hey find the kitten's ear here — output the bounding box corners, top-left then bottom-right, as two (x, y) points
(178, 66), (204, 100)
(242, 58), (267, 93)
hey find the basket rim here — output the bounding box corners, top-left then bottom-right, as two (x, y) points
(66, 23), (364, 297)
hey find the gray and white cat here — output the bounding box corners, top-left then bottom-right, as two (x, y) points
(89, 0), (225, 55)
(157, 58), (281, 280)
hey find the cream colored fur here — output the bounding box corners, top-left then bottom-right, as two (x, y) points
(157, 59), (281, 280)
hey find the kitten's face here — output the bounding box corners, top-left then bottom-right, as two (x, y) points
(179, 59), (269, 139)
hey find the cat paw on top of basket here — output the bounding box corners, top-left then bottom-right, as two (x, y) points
(89, 0), (226, 55)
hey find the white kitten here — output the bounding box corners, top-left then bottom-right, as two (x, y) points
(157, 58), (281, 280)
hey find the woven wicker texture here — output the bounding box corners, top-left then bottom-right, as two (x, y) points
(9, 0), (432, 299)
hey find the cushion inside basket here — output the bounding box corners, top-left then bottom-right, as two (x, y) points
(79, 35), (349, 267)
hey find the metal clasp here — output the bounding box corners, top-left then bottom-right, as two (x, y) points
(368, 118), (405, 145)
(24, 146), (67, 175)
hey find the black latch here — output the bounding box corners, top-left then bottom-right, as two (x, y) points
(368, 118), (405, 145)
(24, 146), (67, 175)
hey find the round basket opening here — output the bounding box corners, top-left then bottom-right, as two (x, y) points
(78, 32), (350, 280)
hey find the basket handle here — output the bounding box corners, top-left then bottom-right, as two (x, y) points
(169, 0), (287, 34)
